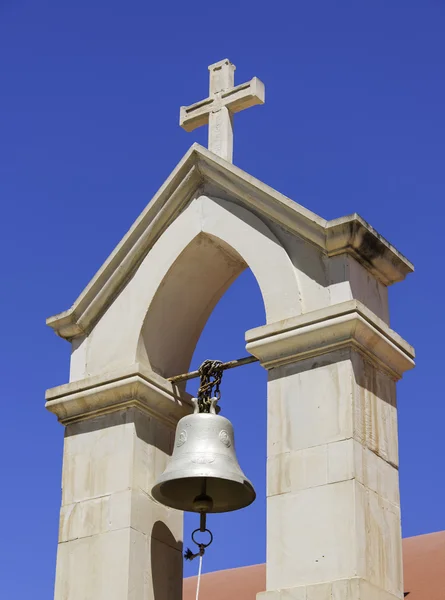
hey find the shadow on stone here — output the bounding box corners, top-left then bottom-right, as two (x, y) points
(268, 346), (397, 408)
(65, 407), (174, 455)
(151, 521), (183, 600)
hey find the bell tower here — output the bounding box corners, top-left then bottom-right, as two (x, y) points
(46, 60), (414, 600)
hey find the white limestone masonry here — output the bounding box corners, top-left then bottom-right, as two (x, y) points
(46, 60), (414, 600)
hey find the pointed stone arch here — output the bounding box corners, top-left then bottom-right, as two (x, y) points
(75, 193), (300, 381)
(136, 195), (302, 378)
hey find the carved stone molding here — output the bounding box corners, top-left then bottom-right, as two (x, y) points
(246, 300), (415, 380)
(46, 363), (192, 427)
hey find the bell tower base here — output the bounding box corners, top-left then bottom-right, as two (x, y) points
(46, 366), (191, 600)
(247, 301), (414, 600)
(258, 578), (401, 600)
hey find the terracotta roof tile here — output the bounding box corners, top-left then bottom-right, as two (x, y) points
(184, 563), (265, 600)
(184, 531), (445, 600)
(403, 531), (445, 599)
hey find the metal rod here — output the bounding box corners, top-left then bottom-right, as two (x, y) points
(200, 512), (206, 533)
(168, 355), (259, 384)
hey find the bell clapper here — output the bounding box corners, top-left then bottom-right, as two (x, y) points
(192, 478), (214, 516)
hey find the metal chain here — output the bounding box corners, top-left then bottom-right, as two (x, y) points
(196, 359), (224, 413)
(168, 355), (258, 384)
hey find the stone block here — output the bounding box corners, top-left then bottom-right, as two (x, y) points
(268, 446), (330, 497)
(267, 453), (291, 496)
(267, 354), (354, 457)
(54, 528), (131, 600)
(331, 578), (360, 600)
(290, 445), (328, 490)
(354, 442), (400, 506)
(257, 592), (281, 600)
(328, 255), (390, 325)
(130, 487), (182, 546)
(267, 480), (356, 590)
(128, 527), (182, 600)
(258, 578), (402, 600)
(358, 577), (403, 599)
(355, 482), (403, 597)
(62, 413), (135, 505)
(267, 477), (403, 595)
(306, 582), (331, 600)
(351, 353), (399, 467)
(280, 588), (307, 600)
(59, 490), (131, 542)
(132, 412), (174, 493)
(269, 436), (400, 501)
(327, 439), (354, 484)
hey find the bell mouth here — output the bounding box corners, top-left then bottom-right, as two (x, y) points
(152, 476), (256, 513)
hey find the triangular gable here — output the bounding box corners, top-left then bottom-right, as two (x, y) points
(47, 144), (413, 340)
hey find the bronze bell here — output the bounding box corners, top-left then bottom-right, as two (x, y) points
(151, 397), (255, 513)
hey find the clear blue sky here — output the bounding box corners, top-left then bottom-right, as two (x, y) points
(1, 0), (444, 595)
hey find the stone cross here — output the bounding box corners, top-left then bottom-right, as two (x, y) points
(180, 59), (265, 162)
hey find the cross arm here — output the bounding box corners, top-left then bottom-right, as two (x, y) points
(180, 98), (214, 132)
(180, 77), (265, 133)
(221, 77), (265, 114)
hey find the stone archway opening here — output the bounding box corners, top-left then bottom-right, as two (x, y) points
(135, 217), (270, 576)
(182, 267), (268, 576)
(131, 193), (302, 580)
(137, 231), (248, 380)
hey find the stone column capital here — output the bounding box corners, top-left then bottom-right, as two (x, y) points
(45, 363), (193, 427)
(246, 300), (415, 380)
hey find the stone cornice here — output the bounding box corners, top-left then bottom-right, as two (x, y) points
(47, 144), (413, 340)
(325, 215), (413, 286)
(245, 300), (415, 380)
(45, 363), (193, 427)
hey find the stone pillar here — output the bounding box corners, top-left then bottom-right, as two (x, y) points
(46, 364), (191, 600)
(247, 300), (414, 600)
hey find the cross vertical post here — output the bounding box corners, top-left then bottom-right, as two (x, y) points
(208, 60), (235, 162)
